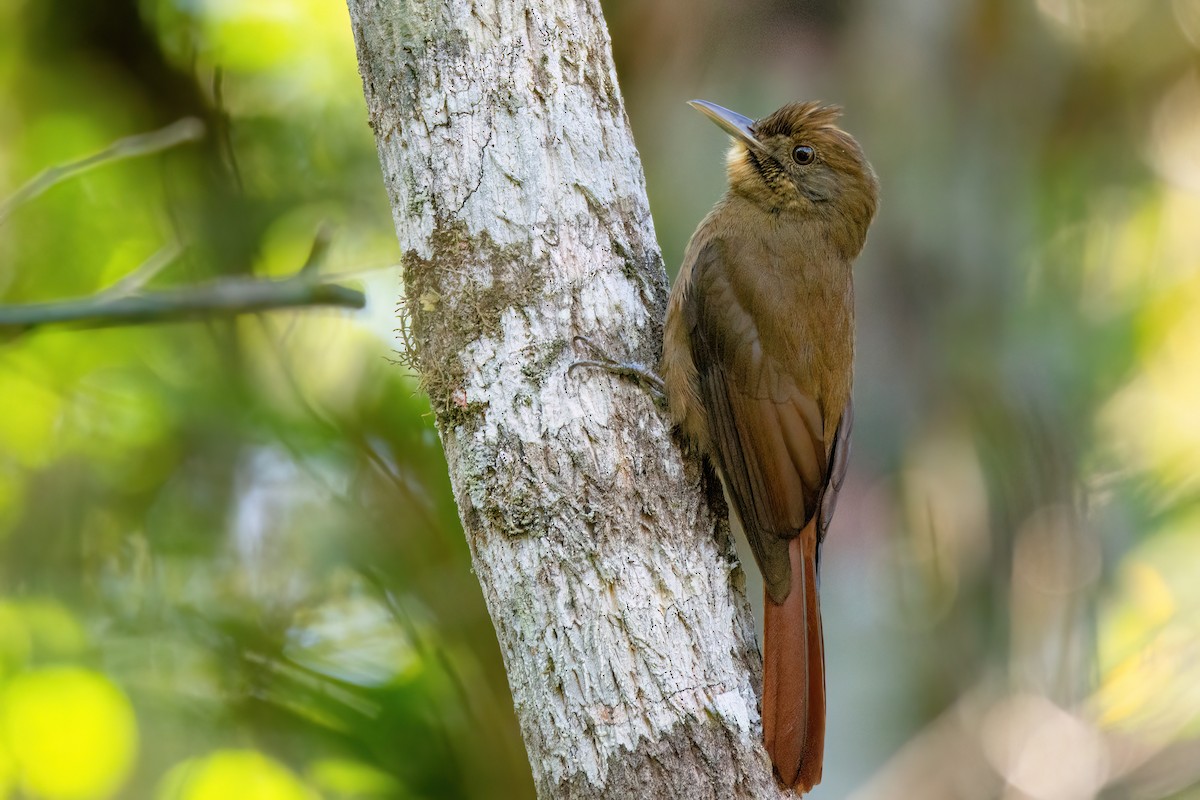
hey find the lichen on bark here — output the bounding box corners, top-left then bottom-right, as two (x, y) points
(401, 217), (546, 424)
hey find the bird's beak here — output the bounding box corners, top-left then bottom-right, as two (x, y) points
(688, 99), (765, 152)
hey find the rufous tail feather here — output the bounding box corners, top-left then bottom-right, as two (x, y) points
(762, 525), (826, 794)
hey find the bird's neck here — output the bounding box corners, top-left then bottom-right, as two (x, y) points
(721, 191), (870, 262)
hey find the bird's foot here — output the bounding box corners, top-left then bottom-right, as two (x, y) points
(569, 336), (667, 407)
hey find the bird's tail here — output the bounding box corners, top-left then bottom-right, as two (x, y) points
(762, 524), (826, 794)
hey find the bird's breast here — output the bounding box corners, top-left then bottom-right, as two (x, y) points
(720, 221), (855, 428)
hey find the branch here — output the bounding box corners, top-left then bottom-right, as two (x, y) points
(0, 271), (364, 333)
(0, 118), (205, 224)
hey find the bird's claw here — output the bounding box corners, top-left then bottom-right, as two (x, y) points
(570, 336), (667, 406)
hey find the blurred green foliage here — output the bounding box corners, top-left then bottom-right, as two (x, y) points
(2, 0), (1200, 798)
(0, 0), (530, 797)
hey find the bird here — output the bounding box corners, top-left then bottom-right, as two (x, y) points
(660, 99), (878, 793)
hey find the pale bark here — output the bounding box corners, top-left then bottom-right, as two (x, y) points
(346, 1), (781, 796)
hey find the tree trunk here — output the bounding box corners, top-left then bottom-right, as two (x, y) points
(345, 1), (782, 796)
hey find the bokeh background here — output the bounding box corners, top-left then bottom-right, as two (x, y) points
(1, 0), (1198, 798)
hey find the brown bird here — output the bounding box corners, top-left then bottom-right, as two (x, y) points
(662, 100), (878, 793)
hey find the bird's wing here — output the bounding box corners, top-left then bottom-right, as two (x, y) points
(683, 239), (838, 602)
(814, 399), (851, 578)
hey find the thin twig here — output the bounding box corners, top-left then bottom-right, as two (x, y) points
(0, 118), (205, 224)
(213, 67), (245, 193)
(0, 272), (364, 333)
(300, 224), (333, 275)
(97, 241), (187, 300)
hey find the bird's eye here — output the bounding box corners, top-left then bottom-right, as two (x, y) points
(792, 145), (816, 165)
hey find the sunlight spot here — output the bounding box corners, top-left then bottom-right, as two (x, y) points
(157, 750), (316, 800)
(1035, 0), (1148, 43)
(1, 667), (137, 799)
(1149, 71), (1200, 193)
(982, 693), (1108, 799)
(306, 758), (399, 798)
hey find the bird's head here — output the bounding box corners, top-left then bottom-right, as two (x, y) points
(690, 99), (878, 226)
